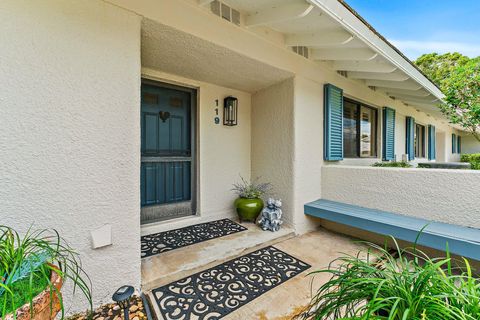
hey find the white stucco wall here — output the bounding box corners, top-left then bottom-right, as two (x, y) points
(322, 166), (480, 229)
(293, 77), (325, 233)
(140, 69), (252, 235)
(0, 0), (141, 312)
(462, 134), (480, 154)
(252, 78), (295, 227)
(1, 2), (475, 316)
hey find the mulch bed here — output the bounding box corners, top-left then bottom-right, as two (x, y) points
(68, 296), (148, 320)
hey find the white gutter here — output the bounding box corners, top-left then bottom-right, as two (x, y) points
(307, 0), (445, 101)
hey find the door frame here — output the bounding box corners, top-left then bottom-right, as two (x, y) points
(140, 78), (198, 223)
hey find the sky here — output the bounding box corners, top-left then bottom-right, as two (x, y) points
(344, 0), (480, 60)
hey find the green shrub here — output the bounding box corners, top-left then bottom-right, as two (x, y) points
(472, 162), (480, 170)
(461, 153), (480, 170)
(461, 153), (480, 162)
(372, 161), (412, 168)
(297, 239), (480, 320)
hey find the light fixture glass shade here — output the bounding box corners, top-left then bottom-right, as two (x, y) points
(223, 96), (238, 126)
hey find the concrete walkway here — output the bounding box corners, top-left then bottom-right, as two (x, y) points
(223, 229), (364, 319)
(144, 225), (366, 320)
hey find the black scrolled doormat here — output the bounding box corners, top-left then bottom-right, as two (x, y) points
(141, 219), (247, 258)
(151, 246), (311, 319)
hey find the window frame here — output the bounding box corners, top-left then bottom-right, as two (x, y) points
(342, 97), (378, 158)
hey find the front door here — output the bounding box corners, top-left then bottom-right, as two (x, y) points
(140, 80), (196, 224)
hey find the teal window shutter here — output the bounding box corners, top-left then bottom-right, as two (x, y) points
(452, 133), (457, 153)
(428, 125), (436, 160)
(405, 117), (415, 160)
(324, 84), (344, 161)
(457, 136), (461, 154)
(382, 107), (396, 161)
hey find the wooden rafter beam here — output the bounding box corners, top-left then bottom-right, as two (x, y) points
(366, 80), (423, 90)
(393, 95), (440, 104)
(311, 48), (378, 61)
(246, 3), (314, 27)
(383, 88), (432, 97)
(402, 100), (440, 108)
(348, 71), (409, 81)
(333, 61), (397, 73)
(285, 30), (354, 47)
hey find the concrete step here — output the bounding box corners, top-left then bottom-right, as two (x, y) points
(141, 222), (295, 291)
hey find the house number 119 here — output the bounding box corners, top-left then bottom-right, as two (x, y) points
(214, 99), (220, 124)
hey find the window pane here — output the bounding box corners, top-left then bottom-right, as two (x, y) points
(415, 125), (419, 157)
(343, 101), (359, 157)
(360, 106), (377, 157)
(415, 124), (425, 158)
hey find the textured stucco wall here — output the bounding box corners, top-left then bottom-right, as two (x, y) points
(0, 0), (141, 312)
(293, 77), (324, 233)
(252, 79), (295, 227)
(322, 166), (480, 229)
(462, 134), (480, 154)
(140, 68), (252, 235)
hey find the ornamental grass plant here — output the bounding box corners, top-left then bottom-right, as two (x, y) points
(0, 226), (92, 319)
(298, 237), (480, 320)
(232, 176), (272, 199)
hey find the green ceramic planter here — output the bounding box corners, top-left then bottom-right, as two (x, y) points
(234, 197), (264, 222)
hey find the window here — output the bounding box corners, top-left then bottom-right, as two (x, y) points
(415, 124), (426, 158)
(343, 98), (378, 158)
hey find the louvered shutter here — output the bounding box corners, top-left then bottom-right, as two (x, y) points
(452, 134), (457, 153)
(382, 107), (396, 161)
(457, 136), (462, 154)
(405, 117), (415, 160)
(428, 125), (436, 160)
(324, 84), (344, 161)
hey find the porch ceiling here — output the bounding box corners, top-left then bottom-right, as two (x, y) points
(199, 0), (445, 117)
(141, 19), (293, 93)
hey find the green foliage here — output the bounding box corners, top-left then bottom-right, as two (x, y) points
(372, 161), (412, 168)
(232, 176), (272, 199)
(415, 53), (480, 142)
(297, 238), (480, 320)
(0, 226), (92, 319)
(3, 265), (50, 314)
(415, 53), (470, 88)
(461, 153), (480, 170)
(441, 58), (480, 141)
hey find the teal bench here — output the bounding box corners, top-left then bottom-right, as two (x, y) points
(305, 199), (480, 261)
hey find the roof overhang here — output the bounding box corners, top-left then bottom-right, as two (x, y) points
(200, 0), (445, 117)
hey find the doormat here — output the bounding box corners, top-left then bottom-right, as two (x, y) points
(151, 246), (311, 319)
(141, 219), (247, 258)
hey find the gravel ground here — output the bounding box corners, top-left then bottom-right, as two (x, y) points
(68, 296), (149, 320)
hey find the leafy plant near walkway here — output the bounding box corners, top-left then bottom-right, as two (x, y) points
(461, 153), (480, 170)
(0, 226), (92, 318)
(297, 238), (480, 320)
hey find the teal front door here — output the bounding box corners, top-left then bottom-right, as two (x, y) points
(140, 80), (196, 224)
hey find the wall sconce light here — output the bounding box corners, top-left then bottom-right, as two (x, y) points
(223, 96), (238, 126)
